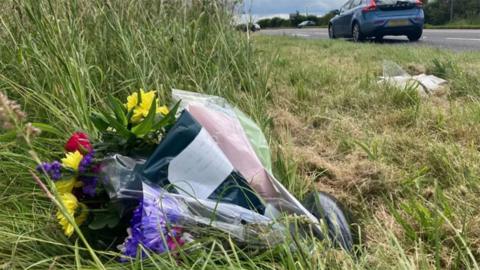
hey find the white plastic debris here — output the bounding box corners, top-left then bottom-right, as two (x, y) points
(379, 61), (449, 97)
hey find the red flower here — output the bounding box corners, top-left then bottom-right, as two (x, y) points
(65, 132), (93, 153)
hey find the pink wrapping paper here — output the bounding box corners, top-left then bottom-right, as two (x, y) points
(187, 104), (279, 198)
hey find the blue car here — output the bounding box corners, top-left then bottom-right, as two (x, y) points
(328, 0), (424, 42)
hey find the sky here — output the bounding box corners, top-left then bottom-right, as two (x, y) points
(241, 0), (343, 21)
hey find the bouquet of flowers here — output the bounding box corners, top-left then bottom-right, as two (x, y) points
(36, 90), (184, 257)
(34, 89), (354, 261)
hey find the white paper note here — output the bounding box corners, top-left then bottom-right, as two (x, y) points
(168, 128), (234, 199)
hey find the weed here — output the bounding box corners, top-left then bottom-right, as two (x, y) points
(430, 58), (456, 78)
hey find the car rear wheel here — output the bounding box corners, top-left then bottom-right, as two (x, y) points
(328, 24), (336, 39)
(352, 23), (365, 42)
(407, 29), (423, 42)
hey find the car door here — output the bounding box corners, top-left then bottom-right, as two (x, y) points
(342, 0), (363, 36)
(334, 0), (353, 36)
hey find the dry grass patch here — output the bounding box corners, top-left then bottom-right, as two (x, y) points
(257, 35), (480, 268)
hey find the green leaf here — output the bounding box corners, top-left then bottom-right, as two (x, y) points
(152, 100), (180, 130)
(90, 112), (109, 132)
(137, 89), (142, 105)
(131, 97), (157, 137)
(74, 239), (82, 269)
(100, 110), (132, 139)
(0, 130), (17, 142)
(31, 122), (63, 137)
(126, 108), (134, 124)
(107, 95), (128, 126)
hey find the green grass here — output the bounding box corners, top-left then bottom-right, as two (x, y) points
(255, 36), (480, 269)
(1, 0), (480, 269)
(425, 18), (480, 29)
(425, 24), (480, 29)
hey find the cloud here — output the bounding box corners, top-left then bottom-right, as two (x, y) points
(242, 0), (343, 16)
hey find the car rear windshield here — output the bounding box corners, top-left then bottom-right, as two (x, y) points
(375, 0), (416, 3)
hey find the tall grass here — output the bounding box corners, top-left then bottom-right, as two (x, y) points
(0, 0), (277, 268)
(1, 0), (270, 133)
(255, 35), (480, 269)
(2, 0), (480, 269)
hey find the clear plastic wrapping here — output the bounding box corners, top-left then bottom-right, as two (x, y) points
(102, 154), (287, 246)
(99, 89), (354, 256)
(100, 155), (145, 200)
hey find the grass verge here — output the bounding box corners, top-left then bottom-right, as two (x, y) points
(1, 0), (480, 269)
(425, 24), (480, 30)
(255, 35), (480, 269)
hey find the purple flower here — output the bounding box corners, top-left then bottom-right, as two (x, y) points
(37, 152), (100, 198)
(119, 186), (186, 260)
(120, 201), (143, 259)
(141, 200), (168, 253)
(77, 151), (99, 197)
(78, 175), (98, 197)
(79, 151), (95, 174)
(36, 161), (63, 181)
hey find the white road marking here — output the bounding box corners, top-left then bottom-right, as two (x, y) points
(260, 29), (480, 50)
(446, 37), (480, 41)
(295, 34), (311, 37)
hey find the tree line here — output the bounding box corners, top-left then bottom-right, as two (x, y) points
(256, 11), (336, 28)
(425, 0), (480, 25)
(257, 0), (480, 28)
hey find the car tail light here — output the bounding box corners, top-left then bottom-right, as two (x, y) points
(362, 0), (377, 12)
(415, 0), (423, 7)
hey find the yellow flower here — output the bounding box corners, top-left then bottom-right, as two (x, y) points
(125, 89), (168, 123)
(157, 105), (169, 116)
(61, 151), (83, 171)
(54, 179), (84, 194)
(55, 179), (76, 193)
(125, 91), (139, 112)
(56, 193), (88, 237)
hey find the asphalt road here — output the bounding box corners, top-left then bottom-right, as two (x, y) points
(260, 28), (480, 51)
